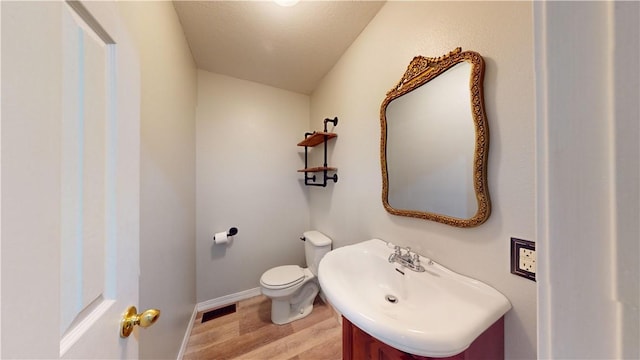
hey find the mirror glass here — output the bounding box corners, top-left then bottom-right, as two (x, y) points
(386, 62), (475, 218)
(381, 48), (490, 227)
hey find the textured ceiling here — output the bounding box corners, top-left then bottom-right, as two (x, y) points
(173, 1), (385, 94)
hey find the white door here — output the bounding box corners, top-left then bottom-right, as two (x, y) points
(2, 1), (142, 358)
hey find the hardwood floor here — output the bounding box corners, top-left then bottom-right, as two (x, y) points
(183, 295), (343, 360)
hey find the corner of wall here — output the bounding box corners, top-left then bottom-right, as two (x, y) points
(118, 1), (198, 358)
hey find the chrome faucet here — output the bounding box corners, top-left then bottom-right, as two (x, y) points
(388, 245), (425, 272)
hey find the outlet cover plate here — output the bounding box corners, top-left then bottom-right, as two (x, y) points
(510, 237), (536, 281)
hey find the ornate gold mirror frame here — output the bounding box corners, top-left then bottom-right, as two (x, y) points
(380, 48), (490, 227)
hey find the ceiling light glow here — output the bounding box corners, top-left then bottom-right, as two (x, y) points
(274, 0), (299, 7)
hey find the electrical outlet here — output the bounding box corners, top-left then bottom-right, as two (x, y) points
(519, 248), (536, 272)
(511, 237), (536, 281)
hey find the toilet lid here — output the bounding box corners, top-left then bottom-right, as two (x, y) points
(261, 265), (305, 289)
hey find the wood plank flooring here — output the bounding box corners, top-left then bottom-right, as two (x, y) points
(183, 295), (342, 360)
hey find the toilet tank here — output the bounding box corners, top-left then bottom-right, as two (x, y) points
(303, 230), (332, 276)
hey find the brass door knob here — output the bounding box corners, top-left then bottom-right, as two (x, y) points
(120, 306), (161, 338)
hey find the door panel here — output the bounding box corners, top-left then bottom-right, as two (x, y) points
(60, 5), (110, 339)
(1, 1), (141, 358)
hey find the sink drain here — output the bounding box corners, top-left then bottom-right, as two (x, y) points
(385, 294), (398, 304)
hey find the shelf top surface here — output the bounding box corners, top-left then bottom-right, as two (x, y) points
(297, 166), (338, 173)
(297, 132), (337, 147)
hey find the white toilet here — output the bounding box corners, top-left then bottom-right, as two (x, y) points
(260, 230), (332, 325)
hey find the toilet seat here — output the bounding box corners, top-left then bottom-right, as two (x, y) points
(260, 265), (306, 290)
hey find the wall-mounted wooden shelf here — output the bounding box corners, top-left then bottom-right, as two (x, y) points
(298, 117), (338, 187)
(297, 166), (337, 173)
(297, 132), (337, 147)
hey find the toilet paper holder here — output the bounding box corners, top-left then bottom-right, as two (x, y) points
(214, 227), (238, 241)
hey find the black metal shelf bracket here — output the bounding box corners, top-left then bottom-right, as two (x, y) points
(305, 171), (338, 187)
(323, 116), (338, 132)
(302, 117), (338, 187)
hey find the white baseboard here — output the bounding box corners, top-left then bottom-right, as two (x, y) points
(196, 287), (262, 312)
(176, 306), (198, 360)
(177, 287), (262, 359)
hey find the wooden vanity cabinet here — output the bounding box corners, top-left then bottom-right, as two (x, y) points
(342, 316), (504, 360)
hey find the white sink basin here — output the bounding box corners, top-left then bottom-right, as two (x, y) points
(318, 239), (511, 357)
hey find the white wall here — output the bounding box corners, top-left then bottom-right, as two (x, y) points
(118, 3), (197, 359)
(196, 71), (311, 302)
(309, 2), (536, 359)
(535, 2), (639, 358)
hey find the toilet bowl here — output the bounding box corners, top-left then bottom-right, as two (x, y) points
(259, 230), (332, 325)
